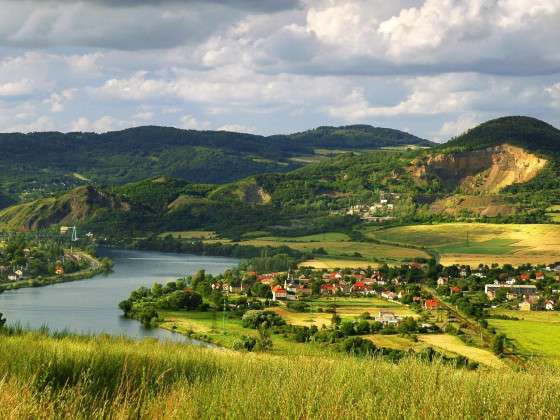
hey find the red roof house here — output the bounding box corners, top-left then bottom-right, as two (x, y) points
(424, 299), (440, 310)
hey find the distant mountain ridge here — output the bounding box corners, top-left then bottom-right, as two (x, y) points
(0, 124), (431, 203)
(2, 116), (559, 234)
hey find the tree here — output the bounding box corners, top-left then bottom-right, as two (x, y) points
(492, 333), (506, 356)
(255, 325), (273, 351)
(331, 312), (341, 329)
(118, 299), (133, 316)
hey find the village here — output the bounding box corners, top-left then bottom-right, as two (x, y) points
(208, 260), (560, 321)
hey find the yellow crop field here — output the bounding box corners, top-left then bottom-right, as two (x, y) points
(368, 223), (560, 266)
(418, 334), (507, 368)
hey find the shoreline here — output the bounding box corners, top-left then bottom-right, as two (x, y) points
(0, 252), (109, 292)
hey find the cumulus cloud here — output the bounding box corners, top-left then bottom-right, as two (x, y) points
(0, 0), (558, 138)
(217, 124), (257, 133)
(71, 115), (130, 132)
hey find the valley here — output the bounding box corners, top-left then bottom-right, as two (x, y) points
(2, 115), (560, 418)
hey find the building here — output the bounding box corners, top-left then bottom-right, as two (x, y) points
(381, 291), (397, 300)
(320, 283), (337, 295)
(55, 266), (65, 275)
(545, 300), (555, 311)
(424, 299), (439, 310)
(519, 301), (532, 311)
(485, 284), (538, 300)
(375, 310), (400, 326)
(437, 276), (449, 286)
(271, 285), (287, 301)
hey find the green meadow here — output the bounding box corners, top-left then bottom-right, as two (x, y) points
(2, 330), (560, 419)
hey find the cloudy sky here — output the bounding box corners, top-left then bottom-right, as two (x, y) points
(0, 0), (559, 141)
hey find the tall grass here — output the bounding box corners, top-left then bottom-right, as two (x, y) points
(1, 330), (559, 419)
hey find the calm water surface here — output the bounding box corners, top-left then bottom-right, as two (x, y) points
(0, 248), (239, 341)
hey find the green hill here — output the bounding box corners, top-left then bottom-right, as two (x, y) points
(2, 116), (560, 235)
(440, 116), (560, 153)
(0, 125), (430, 201)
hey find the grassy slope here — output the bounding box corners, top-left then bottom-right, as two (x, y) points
(489, 310), (560, 364)
(2, 331), (560, 419)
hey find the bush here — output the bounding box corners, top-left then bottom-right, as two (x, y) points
(233, 336), (257, 352)
(340, 337), (377, 356)
(241, 310), (285, 329)
(287, 301), (310, 312)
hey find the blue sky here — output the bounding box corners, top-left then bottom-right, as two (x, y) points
(0, 0), (559, 141)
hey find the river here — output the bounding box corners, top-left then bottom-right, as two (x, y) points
(0, 248), (239, 341)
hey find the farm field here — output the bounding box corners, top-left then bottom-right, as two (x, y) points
(364, 334), (505, 368)
(489, 309), (560, 364)
(418, 334), (507, 368)
(159, 230), (217, 239)
(366, 223), (560, 265)
(238, 232), (430, 266)
(159, 310), (336, 358)
(268, 296), (417, 328)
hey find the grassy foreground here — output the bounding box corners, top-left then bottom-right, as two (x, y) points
(1, 331), (560, 419)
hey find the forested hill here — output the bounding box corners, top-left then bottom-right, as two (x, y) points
(0, 124), (430, 202)
(285, 125), (431, 149)
(440, 116), (560, 153)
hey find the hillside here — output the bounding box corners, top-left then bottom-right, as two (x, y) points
(2, 116), (560, 235)
(286, 124), (431, 149)
(0, 125), (430, 201)
(440, 116), (560, 153)
(2, 331), (559, 419)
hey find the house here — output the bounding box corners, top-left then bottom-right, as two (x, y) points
(437, 276), (449, 286)
(536, 271), (545, 281)
(14, 269), (24, 278)
(55, 266), (65, 275)
(545, 300), (555, 311)
(473, 272), (487, 279)
(271, 285), (287, 301)
(381, 291), (397, 300)
(485, 284), (538, 300)
(296, 285), (312, 296)
(376, 309), (400, 326)
(424, 299), (439, 310)
(351, 281), (367, 293)
(258, 273), (279, 285)
(328, 272), (342, 281)
(519, 273), (531, 282)
(228, 285), (243, 294)
(519, 301), (532, 311)
(450, 286), (462, 294)
(320, 283), (337, 295)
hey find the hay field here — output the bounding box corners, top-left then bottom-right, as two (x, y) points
(368, 223), (560, 265)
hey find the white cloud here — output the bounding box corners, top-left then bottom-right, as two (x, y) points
(217, 124), (257, 133)
(434, 114), (482, 142)
(547, 82), (560, 108)
(45, 89), (75, 112)
(0, 79), (34, 97)
(180, 114), (210, 130)
(0, 115), (55, 133)
(71, 115), (129, 132)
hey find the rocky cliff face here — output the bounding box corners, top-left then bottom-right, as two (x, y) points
(0, 186), (128, 231)
(417, 144), (547, 194)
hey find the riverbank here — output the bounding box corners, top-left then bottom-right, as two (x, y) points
(0, 251), (109, 292)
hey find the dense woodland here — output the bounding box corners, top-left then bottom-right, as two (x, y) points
(0, 124), (428, 202)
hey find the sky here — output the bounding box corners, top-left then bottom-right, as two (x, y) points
(0, 0), (559, 141)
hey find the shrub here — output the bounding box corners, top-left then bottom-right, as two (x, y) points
(241, 310), (285, 329)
